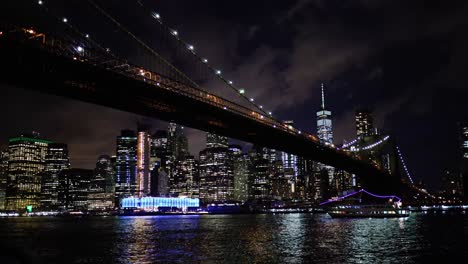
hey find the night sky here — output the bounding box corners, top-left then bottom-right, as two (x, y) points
(1, 0), (467, 190)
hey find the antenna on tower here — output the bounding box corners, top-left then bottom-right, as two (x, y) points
(321, 83), (325, 109)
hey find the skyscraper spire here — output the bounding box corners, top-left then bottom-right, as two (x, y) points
(321, 83), (325, 109)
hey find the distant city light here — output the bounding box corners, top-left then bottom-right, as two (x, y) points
(85, 34), (89, 38)
(62, 18), (68, 23)
(38, 0), (43, 5)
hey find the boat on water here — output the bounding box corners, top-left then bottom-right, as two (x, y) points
(321, 189), (410, 218)
(328, 204), (409, 218)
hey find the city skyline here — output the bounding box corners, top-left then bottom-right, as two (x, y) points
(1, 0), (468, 191)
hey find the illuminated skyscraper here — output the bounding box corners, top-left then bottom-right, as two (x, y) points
(115, 130), (137, 203)
(356, 109), (375, 137)
(316, 83), (333, 145)
(41, 143), (70, 210)
(233, 154), (250, 202)
(199, 132), (233, 202)
(137, 128), (151, 197)
(5, 133), (50, 211)
(316, 84), (335, 193)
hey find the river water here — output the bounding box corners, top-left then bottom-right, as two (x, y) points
(0, 212), (467, 263)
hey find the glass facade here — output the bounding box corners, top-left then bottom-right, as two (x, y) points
(57, 169), (92, 211)
(316, 84), (333, 145)
(41, 143), (70, 210)
(115, 130), (137, 202)
(6, 134), (51, 211)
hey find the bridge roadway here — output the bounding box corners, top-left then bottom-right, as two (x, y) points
(0, 29), (401, 194)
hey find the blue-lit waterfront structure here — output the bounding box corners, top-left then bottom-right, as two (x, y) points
(121, 197), (199, 210)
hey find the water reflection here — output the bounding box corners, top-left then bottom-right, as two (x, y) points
(0, 213), (467, 263)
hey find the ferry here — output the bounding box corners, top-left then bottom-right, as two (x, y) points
(320, 189), (410, 218)
(328, 204), (410, 218)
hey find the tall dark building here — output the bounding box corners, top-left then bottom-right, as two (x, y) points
(356, 109), (375, 137)
(88, 155), (115, 210)
(0, 150), (8, 210)
(460, 121), (468, 200)
(57, 169), (92, 211)
(6, 133), (50, 211)
(41, 143), (70, 211)
(115, 130), (137, 203)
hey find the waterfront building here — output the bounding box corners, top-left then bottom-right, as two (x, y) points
(251, 156), (271, 200)
(121, 196), (199, 210)
(115, 130), (137, 203)
(88, 155), (115, 210)
(460, 121), (468, 200)
(57, 168), (92, 211)
(5, 133), (50, 211)
(41, 143), (70, 211)
(441, 169), (463, 202)
(0, 151), (8, 210)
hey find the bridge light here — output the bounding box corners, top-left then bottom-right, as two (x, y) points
(76, 46), (84, 53)
(106, 48), (110, 52)
(268, 111), (272, 115)
(216, 70), (221, 75)
(260, 115), (264, 119)
(38, 0), (43, 5)
(187, 45), (194, 50)
(223, 107), (227, 110)
(273, 125), (276, 128)
(172, 30), (178, 36)
(202, 58), (208, 63)
(259, 105), (263, 109)
(239, 89), (245, 94)
(85, 34), (89, 38)
(62, 18), (68, 23)
(152, 12), (160, 19)
(250, 98), (254, 102)
(228, 80), (233, 85)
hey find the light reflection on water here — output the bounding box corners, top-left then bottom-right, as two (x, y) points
(0, 213), (467, 263)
